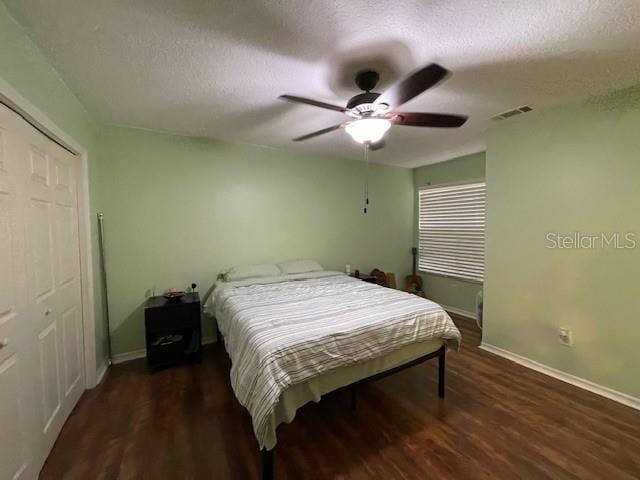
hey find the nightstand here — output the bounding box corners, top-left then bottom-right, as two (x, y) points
(144, 292), (202, 370)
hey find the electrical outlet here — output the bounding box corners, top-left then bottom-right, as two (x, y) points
(558, 327), (573, 347)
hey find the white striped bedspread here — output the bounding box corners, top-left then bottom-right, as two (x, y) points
(213, 273), (461, 448)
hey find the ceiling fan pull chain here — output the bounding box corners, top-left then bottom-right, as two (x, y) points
(363, 143), (370, 214)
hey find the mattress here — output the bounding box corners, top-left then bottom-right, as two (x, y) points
(206, 272), (461, 448)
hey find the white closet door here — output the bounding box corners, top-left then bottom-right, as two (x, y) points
(0, 106), (31, 480)
(0, 103), (85, 478)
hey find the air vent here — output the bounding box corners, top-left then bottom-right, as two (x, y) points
(491, 105), (533, 121)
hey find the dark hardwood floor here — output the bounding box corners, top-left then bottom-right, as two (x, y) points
(41, 314), (640, 479)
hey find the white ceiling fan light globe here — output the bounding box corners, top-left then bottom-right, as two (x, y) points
(345, 118), (391, 144)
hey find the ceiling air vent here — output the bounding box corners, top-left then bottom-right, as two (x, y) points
(491, 105), (533, 121)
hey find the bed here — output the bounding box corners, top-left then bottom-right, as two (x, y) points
(206, 269), (461, 479)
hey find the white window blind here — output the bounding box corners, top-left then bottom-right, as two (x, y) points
(418, 181), (486, 282)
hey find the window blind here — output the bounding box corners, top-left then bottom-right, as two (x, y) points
(418, 181), (486, 282)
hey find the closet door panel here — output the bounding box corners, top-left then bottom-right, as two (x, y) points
(29, 195), (55, 303)
(0, 103), (85, 476)
(0, 112), (31, 480)
(0, 356), (28, 480)
(0, 189), (14, 318)
(50, 148), (83, 407)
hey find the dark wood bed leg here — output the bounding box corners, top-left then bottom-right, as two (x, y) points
(262, 449), (273, 480)
(438, 347), (446, 399)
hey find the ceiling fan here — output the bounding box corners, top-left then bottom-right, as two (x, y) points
(279, 63), (468, 149)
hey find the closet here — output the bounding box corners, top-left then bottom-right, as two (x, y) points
(0, 103), (84, 479)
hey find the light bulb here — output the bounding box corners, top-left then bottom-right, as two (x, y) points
(345, 118), (391, 144)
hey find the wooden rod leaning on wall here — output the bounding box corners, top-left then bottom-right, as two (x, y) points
(97, 212), (113, 364)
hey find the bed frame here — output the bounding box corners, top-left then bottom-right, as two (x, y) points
(258, 345), (447, 480)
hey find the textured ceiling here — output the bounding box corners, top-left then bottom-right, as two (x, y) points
(4, 0), (640, 167)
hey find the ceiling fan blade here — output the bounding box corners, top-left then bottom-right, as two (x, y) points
(279, 94), (347, 113)
(392, 112), (468, 128)
(374, 63), (449, 109)
(369, 139), (386, 151)
(292, 123), (344, 141)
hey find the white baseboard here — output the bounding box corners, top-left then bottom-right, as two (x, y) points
(94, 359), (109, 386)
(111, 348), (146, 365)
(111, 336), (217, 365)
(442, 304), (477, 320)
(479, 343), (640, 411)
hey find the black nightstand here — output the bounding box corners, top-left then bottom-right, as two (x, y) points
(144, 292), (202, 370)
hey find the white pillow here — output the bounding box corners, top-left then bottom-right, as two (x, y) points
(278, 259), (324, 275)
(224, 263), (281, 281)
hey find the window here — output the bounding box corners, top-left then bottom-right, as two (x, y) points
(418, 181), (486, 282)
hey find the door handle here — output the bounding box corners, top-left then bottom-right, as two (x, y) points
(45, 308), (53, 316)
(0, 338), (8, 348)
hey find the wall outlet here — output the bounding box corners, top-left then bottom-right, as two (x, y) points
(558, 327), (573, 347)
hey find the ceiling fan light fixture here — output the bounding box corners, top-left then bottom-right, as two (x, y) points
(345, 118), (391, 144)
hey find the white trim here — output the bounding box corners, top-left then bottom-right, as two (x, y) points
(418, 177), (485, 191)
(0, 78), (84, 155)
(441, 304), (477, 320)
(95, 360), (109, 385)
(0, 76), (98, 388)
(112, 336), (218, 365)
(479, 343), (640, 411)
(76, 154), (97, 388)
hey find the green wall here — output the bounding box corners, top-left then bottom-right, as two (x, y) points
(97, 126), (415, 355)
(1, 1), (415, 360)
(0, 3), (95, 148)
(6, 0), (637, 399)
(413, 152), (485, 315)
(0, 3), (108, 365)
(484, 85), (640, 397)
